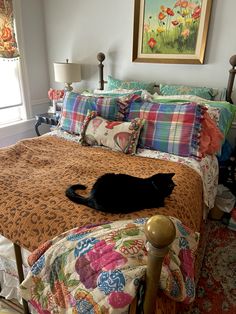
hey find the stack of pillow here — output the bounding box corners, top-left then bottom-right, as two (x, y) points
(57, 76), (236, 159)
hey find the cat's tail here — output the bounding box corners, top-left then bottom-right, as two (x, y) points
(65, 184), (89, 205)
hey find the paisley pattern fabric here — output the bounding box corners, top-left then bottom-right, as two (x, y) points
(0, 135), (204, 252)
(20, 217), (199, 313)
(80, 111), (144, 154)
(159, 84), (214, 100)
(107, 75), (155, 94)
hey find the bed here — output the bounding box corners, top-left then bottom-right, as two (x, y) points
(0, 53), (236, 314)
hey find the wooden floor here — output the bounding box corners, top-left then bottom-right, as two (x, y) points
(0, 297), (24, 314)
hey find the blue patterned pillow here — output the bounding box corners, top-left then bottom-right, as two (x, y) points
(159, 84), (214, 100)
(107, 76), (155, 94)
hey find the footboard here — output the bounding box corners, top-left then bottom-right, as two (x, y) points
(129, 215), (176, 314)
(15, 215), (176, 314)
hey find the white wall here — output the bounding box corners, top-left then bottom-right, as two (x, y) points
(43, 0), (236, 93)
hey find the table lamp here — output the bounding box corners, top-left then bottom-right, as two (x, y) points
(53, 59), (81, 91)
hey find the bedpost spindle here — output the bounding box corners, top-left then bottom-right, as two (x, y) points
(143, 215), (176, 314)
(97, 52), (106, 90)
(226, 54), (236, 103)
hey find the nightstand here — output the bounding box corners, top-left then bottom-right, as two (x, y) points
(35, 112), (60, 136)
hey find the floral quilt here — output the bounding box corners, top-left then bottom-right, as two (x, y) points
(20, 217), (199, 314)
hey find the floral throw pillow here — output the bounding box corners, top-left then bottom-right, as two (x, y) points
(80, 111), (144, 154)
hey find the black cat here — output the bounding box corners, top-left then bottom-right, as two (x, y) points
(65, 172), (176, 214)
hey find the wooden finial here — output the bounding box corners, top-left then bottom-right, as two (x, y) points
(97, 52), (106, 90)
(97, 52), (105, 63)
(144, 215), (176, 249)
(229, 55), (236, 67)
(226, 54), (236, 103)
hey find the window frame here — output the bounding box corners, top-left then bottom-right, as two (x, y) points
(0, 0), (32, 127)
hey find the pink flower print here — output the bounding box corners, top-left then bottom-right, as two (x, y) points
(114, 132), (131, 151)
(179, 248), (194, 278)
(105, 121), (122, 129)
(29, 300), (51, 314)
(108, 291), (133, 309)
(87, 240), (115, 263)
(75, 254), (98, 289)
(92, 117), (103, 132)
(87, 240), (127, 271)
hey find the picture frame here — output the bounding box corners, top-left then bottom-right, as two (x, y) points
(132, 0), (212, 64)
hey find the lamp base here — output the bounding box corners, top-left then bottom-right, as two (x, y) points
(65, 82), (73, 91)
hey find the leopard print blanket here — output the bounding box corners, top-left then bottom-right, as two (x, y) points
(0, 135), (203, 252)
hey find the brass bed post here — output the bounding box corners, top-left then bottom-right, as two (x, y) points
(143, 215), (176, 314)
(13, 243), (30, 314)
(226, 54), (236, 103)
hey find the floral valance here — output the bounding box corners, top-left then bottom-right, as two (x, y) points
(0, 0), (19, 58)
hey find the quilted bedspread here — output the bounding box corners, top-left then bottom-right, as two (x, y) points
(20, 217), (199, 313)
(0, 135), (203, 252)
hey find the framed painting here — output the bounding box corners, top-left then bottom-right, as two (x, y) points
(132, 0), (212, 64)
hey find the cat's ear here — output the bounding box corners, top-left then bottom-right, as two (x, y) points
(167, 173), (175, 178)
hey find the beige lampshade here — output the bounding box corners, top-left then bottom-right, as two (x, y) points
(53, 60), (81, 91)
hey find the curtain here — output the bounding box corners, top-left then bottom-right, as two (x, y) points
(0, 0), (19, 58)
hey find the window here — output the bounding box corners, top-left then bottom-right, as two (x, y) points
(0, 0), (28, 126)
(0, 58), (24, 125)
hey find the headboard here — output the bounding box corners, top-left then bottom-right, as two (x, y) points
(97, 52), (236, 104)
(226, 55), (236, 103)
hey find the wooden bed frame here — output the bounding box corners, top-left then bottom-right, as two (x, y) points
(12, 53), (236, 314)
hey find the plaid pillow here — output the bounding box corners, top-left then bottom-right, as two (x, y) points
(59, 92), (138, 134)
(128, 99), (204, 158)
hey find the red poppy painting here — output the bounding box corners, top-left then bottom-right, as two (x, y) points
(132, 0), (212, 64)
